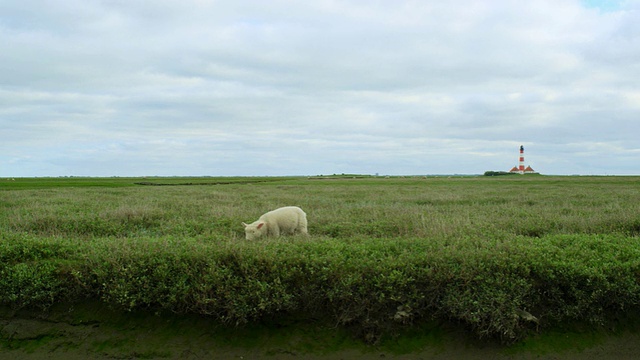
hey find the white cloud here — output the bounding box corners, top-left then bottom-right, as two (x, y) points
(1, 0), (639, 176)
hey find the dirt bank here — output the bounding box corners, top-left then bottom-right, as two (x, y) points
(2, 304), (640, 359)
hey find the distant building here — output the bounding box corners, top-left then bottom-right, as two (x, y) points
(509, 145), (537, 174)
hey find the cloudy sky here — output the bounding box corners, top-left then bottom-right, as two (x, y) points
(1, 0), (639, 177)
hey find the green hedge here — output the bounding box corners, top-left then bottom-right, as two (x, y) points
(2, 233), (639, 343)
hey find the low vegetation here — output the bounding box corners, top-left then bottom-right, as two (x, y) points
(1, 176), (639, 344)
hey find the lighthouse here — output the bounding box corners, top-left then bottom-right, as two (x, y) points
(509, 145), (536, 174)
(518, 145), (525, 173)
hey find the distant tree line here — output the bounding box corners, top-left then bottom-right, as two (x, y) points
(483, 171), (517, 176)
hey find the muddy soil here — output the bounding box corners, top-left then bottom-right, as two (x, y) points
(2, 304), (640, 359)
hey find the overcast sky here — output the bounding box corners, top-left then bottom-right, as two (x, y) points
(2, 0), (639, 177)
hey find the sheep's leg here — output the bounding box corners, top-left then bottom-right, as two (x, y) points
(271, 225), (280, 237)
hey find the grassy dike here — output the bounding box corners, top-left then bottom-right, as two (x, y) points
(1, 176), (640, 357)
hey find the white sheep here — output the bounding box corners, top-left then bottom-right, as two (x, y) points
(242, 206), (308, 240)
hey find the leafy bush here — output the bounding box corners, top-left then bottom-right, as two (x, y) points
(0, 235), (78, 309)
(2, 233), (639, 343)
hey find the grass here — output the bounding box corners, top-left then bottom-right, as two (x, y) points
(1, 175), (640, 345)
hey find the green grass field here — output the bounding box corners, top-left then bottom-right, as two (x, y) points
(1, 175), (639, 345)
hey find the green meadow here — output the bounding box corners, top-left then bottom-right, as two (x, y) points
(1, 175), (639, 349)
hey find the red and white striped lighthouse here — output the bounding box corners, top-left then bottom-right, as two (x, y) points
(509, 145), (537, 174)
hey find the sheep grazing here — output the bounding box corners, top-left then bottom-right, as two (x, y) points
(242, 206), (308, 240)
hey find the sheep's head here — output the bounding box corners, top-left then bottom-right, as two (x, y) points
(242, 221), (266, 240)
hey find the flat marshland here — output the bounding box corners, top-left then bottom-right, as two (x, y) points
(1, 176), (640, 357)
